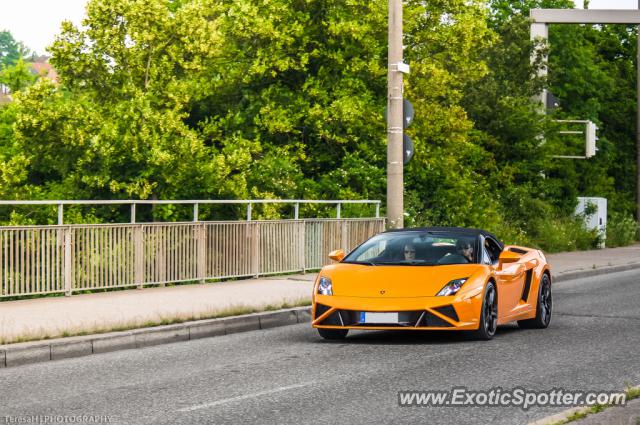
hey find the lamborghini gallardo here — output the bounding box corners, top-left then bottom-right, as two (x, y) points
(311, 227), (551, 340)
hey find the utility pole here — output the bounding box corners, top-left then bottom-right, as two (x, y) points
(387, 0), (404, 229)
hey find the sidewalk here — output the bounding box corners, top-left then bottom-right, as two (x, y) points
(0, 244), (639, 344)
(548, 244), (640, 279)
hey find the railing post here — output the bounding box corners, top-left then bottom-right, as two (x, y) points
(134, 226), (144, 289)
(197, 223), (207, 283)
(250, 222), (260, 278)
(247, 203), (252, 221)
(58, 204), (64, 225)
(63, 227), (73, 296)
(341, 220), (348, 252)
(299, 220), (306, 273)
(131, 203), (136, 224)
(336, 203), (341, 219)
(193, 203), (199, 222)
(375, 203), (380, 218)
(294, 202), (299, 220)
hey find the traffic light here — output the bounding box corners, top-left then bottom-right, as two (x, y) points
(402, 99), (414, 166)
(386, 99), (415, 165)
(586, 121), (598, 158)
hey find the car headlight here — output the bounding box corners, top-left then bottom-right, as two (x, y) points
(436, 278), (468, 296)
(318, 276), (333, 295)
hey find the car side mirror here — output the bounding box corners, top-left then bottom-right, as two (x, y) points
(329, 249), (345, 262)
(498, 250), (521, 268)
(495, 263), (525, 280)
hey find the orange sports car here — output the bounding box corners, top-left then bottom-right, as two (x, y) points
(311, 227), (551, 340)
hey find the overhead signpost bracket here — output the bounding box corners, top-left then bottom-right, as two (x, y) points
(530, 9), (640, 24)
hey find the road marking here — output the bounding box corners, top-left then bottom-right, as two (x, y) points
(177, 381), (315, 412)
(177, 347), (478, 414)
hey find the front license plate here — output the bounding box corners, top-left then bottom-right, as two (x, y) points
(360, 312), (399, 324)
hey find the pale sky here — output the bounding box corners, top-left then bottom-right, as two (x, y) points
(0, 0), (638, 56)
(0, 0), (87, 56)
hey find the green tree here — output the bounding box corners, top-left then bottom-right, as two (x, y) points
(0, 58), (36, 92)
(4, 0), (239, 222)
(474, 0), (633, 248)
(2, 0), (634, 252)
(463, 3), (554, 238)
(548, 23), (635, 216)
(0, 30), (20, 68)
(401, 0), (501, 227)
(0, 0), (529, 226)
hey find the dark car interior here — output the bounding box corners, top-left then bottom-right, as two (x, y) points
(367, 237), (478, 265)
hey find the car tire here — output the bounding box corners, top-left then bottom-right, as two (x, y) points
(518, 273), (552, 329)
(317, 328), (349, 340)
(472, 281), (498, 341)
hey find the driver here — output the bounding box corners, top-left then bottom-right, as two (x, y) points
(403, 243), (416, 261)
(456, 240), (474, 263)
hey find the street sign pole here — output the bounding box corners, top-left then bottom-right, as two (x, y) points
(387, 0), (404, 229)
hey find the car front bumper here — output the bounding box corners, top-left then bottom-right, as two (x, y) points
(312, 293), (483, 331)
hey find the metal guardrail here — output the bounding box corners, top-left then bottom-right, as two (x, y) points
(0, 218), (385, 298)
(0, 199), (382, 225)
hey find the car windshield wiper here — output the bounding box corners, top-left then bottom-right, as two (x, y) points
(373, 261), (436, 266)
(342, 260), (377, 266)
(343, 260), (439, 266)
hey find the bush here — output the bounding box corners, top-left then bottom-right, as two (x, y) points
(528, 216), (600, 253)
(493, 215), (600, 253)
(606, 212), (637, 248)
(487, 193), (602, 253)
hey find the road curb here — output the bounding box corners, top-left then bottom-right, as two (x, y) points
(0, 306), (311, 368)
(528, 406), (586, 425)
(5, 343), (51, 368)
(553, 262), (640, 283)
(51, 340), (93, 360)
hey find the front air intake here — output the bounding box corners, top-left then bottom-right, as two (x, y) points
(433, 305), (459, 322)
(416, 311), (453, 327)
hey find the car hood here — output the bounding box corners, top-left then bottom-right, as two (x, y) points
(321, 263), (485, 297)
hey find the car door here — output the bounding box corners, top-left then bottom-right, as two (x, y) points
(486, 237), (526, 319)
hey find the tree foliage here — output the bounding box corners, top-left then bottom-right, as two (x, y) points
(0, 58), (37, 92)
(0, 31), (21, 69)
(0, 0), (637, 250)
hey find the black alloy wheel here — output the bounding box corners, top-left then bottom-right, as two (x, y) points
(473, 282), (498, 340)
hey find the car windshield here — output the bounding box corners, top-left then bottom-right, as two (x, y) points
(343, 231), (478, 266)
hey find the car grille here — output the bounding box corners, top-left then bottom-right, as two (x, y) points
(314, 303), (458, 328)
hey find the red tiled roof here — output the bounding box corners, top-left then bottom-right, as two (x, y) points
(30, 62), (58, 83)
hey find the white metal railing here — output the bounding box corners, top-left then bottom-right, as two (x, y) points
(0, 218), (385, 298)
(0, 199), (381, 225)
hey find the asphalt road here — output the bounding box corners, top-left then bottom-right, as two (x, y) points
(1, 270), (639, 425)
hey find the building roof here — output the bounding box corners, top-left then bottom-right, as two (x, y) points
(29, 61), (58, 83)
